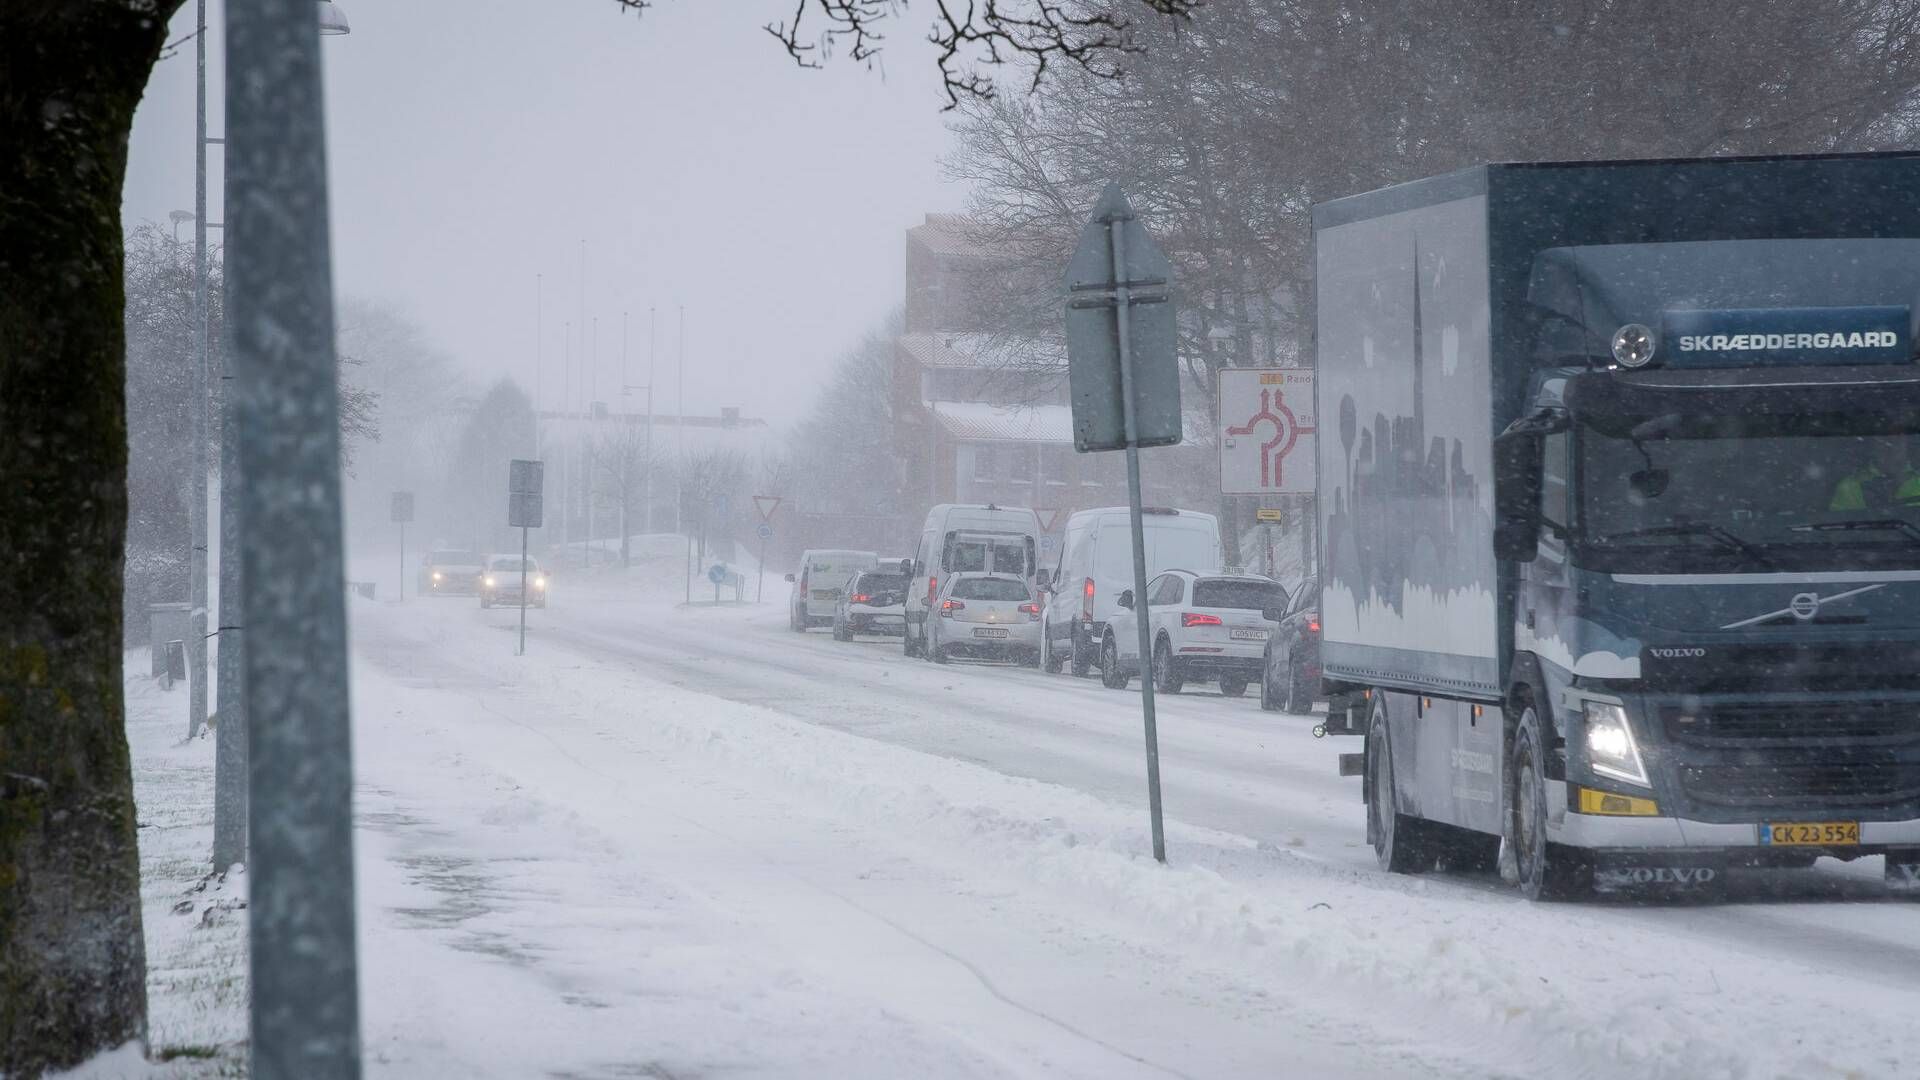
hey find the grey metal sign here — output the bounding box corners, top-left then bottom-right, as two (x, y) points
(508, 459), (544, 528)
(389, 491), (413, 523)
(509, 458), (544, 495)
(1065, 183), (1182, 453)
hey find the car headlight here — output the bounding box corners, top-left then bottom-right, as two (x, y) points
(534, 576), (547, 589)
(484, 576), (496, 587)
(1582, 700), (1649, 787)
(432, 571), (443, 581)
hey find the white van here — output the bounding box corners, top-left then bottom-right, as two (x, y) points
(1038, 507), (1222, 675)
(902, 504), (1043, 658)
(786, 549), (879, 631)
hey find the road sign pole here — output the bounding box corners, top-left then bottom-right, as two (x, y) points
(517, 525), (529, 656)
(396, 521), (404, 603)
(1109, 212), (1167, 865)
(758, 534), (767, 603)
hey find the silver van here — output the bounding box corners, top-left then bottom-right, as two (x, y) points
(902, 504), (1042, 658)
(786, 549), (878, 631)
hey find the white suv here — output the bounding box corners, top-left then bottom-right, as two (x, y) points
(1100, 570), (1286, 697)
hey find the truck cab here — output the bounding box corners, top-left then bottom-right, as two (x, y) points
(1313, 152), (1920, 900)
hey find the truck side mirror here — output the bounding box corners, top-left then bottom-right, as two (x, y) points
(1034, 568), (1053, 591)
(1493, 428), (1544, 562)
(1117, 589), (1135, 610)
(900, 559), (914, 576)
(784, 573), (796, 583)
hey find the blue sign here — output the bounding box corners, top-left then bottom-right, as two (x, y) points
(708, 563), (729, 585)
(756, 522), (773, 540)
(1663, 306), (1911, 368)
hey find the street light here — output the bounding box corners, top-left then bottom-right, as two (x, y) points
(317, 1), (351, 34)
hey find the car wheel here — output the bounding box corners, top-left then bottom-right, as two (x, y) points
(480, 596), (491, 609)
(930, 627), (950, 664)
(1099, 634), (1128, 689)
(903, 625), (920, 658)
(1218, 674), (1249, 698)
(1152, 639), (1184, 694)
(833, 619), (853, 642)
(1367, 694), (1433, 874)
(1022, 648), (1042, 669)
(1069, 627), (1093, 678)
(1259, 648), (1281, 712)
(1041, 628), (1065, 674)
(1282, 652), (1314, 715)
(791, 606), (805, 633)
(1509, 703), (1592, 901)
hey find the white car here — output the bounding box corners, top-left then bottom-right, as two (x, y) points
(1100, 570), (1285, 696)
(832, 568), (910, 640)
(478, 554), (548, 609)
(925, 573), (1042, 666)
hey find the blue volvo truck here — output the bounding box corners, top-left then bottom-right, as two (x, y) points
(1311, 152), (1920, 899)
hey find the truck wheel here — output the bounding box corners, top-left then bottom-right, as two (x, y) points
(1509, 705), (1592, 901)
(1152, 639), (1184, 694)
(1070, 628), (1093, 677)
(1100, 634), (1129, 689)
(1041, 630), (1065, 673)
(1218, 674), (1249, 698)
(1366, 695), (1432, 874)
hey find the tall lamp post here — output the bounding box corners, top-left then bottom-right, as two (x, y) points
(205, 0), (350, 874)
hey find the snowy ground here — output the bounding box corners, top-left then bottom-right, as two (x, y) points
(115, 542), (1920, 1078)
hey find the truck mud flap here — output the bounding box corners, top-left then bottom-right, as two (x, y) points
(1887, 852), (1920, 894)
(1337, 752), (1366, 778)
(1592, 853), (1728, 896)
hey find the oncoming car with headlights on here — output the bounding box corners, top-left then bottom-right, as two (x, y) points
(478, 554), (547, 609)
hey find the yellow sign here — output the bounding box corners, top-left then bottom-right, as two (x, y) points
(1255, 508), (1285, 523)
(1575, 787), (1660, 816)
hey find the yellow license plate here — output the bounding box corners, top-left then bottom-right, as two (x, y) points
(1763, 821), (1859, 846)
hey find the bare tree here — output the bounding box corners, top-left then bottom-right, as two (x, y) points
(591, 424), (660, 567)
(677, 447), (750, 565)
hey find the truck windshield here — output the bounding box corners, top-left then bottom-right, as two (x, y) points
(1579, 423), (1920, 566)
(1530, 238), (1920, 356)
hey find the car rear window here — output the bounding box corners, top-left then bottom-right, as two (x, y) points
(1192, 580), (1285, 611)
(858, 574), (907, 592)
(951, 577), (1030, 601)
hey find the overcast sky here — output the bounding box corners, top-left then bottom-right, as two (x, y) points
(124, 0), (969, 427)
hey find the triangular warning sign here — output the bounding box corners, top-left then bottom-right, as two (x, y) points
(752, 495), (783, 522)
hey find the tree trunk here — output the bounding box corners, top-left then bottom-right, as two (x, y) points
(0, 3), (180, 1074)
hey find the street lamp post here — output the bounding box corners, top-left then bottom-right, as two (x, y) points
(208, 0), (350, 875)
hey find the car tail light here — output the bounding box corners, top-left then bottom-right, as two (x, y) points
(850, 594), (871, 604)
(941, 598), (964, 617)
(1181, 612), (1223, 628)
(1082, 577), (1095, 621)
(1019, 602), (1040, 621)
(1306, 612), (1321, 634)
(928, 576), (938, 605)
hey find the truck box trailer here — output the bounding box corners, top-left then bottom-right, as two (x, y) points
(1312, 152), (1920, 898)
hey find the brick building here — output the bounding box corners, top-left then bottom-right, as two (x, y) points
(893, 213), (1197, 528)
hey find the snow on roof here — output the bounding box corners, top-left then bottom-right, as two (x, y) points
(928, 401), (1074, 444)
(898, 332), (1066, 370)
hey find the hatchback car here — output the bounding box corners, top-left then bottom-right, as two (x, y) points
(478, 554), (547, 608)
(833, 569), (910, 640)
(926, 573), (1041, 665)
(1260, 578), (1321, 714)
(1102, 571), (1285, 696)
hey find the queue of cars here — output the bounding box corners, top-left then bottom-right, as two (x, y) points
(418, 549), (549, 608)
(790, 503), (1320, 713)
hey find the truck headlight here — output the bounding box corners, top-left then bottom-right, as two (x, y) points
(1583, 700), (1649, 787)
(484, 576), (496, 588)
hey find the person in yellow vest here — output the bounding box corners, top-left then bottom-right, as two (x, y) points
(1830, 437), (1920, 511)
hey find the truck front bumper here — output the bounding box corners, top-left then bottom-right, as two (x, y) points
(1549, 781), (1920, 849)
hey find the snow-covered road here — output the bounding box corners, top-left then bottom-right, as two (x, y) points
(340, 577), (1920, 1079)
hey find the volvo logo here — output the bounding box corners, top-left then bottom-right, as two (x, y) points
(1596, 866), (1719, 887)
(1720, 582), (1888, 630)
(1650, 646), (1707, 659)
